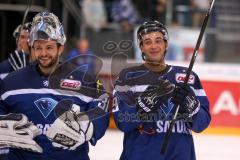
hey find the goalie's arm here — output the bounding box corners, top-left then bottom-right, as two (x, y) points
(87, 100), (109, 145)
(87, 78), (110, 145)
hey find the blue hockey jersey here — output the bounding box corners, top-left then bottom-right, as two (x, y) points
(0, 51), (30, 80)
(0, 59), (14, 79)
(0, 62), (109, 160)
(113, 64), (211, 160)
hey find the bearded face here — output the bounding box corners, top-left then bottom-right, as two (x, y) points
(33, 40), (63, 74)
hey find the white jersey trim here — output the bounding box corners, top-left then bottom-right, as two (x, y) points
(113, 84), (149, 95)
(192, 88), (206, 96)
(114, 85), (206, 97)
(1, 88), (94, 103)
(0, 73), (8, 79)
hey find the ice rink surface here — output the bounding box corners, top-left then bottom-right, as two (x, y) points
(89, 129), (240, 160)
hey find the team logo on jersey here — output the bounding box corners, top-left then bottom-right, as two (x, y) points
(60, 79), (81, 90)
(34, 98), (58, 118)
(43, 80), (49, 87)
(160, 97), (174, 117)
(175, 73), (195, 84)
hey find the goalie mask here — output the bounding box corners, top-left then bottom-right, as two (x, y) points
(29, 12), (66, 47)
(137, 21), (169, 60)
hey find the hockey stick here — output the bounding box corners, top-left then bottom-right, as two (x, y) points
(17, 0), (33, 44)
(160, 0), (215, 154)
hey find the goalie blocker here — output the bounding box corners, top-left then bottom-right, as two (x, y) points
(46, 104), (94, 150)
(0, 113), (42, 153)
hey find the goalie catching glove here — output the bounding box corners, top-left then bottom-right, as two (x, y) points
(46, 104), (94, 150)
(136, 80), (174, 114)
(173, 83), (200, 118)
(0, 113), (42, 153)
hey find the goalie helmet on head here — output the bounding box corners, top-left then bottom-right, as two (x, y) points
(29, 12), (66, 47)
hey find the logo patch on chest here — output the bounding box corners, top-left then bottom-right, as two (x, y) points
(160, 97), (174, 117)
(175, 73), (195, 84)
(60, 79), (81, 90)
(34, 98), (58, 118)
(43, 80), (49, 87)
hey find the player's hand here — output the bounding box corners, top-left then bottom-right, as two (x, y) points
(173, 83), (200, 118)
(136, 80), (174, 114)
(8, 50), (29, 71)
(0, 113), (42, 153)
(46, 104), (94, 150)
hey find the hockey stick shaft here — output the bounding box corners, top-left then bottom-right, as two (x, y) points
(161, 0), (215, 154)
(21, 0), (32, 27)
(17, 0), (32, 44)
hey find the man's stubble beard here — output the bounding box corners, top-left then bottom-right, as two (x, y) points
(37, 55), (59, 69)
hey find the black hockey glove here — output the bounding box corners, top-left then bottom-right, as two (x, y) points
(8, 50), (29, 71)
(136, 80), (174, 114)
(173, 83), (200, 118)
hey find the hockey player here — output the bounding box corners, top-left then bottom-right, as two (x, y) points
(113, 21), (211, 160)
(0, 12), (109, 160)
(0, 22), (32, 79)
(13, 22), (32, 54)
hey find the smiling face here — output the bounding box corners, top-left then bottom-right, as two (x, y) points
(140, 31), (168, 66)
(33, 40), (64, 75)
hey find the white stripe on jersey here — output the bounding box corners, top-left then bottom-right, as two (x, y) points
(192, 88), (206, 96)
(114, 85), (206, 97)
(134, 85), (149, 92)
(0, 73), (8, 79)
(1, 88), (95, 103)
(113, 84), (149, 95)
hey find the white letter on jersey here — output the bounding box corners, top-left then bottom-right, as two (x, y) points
(37, 124), (51, 135)
(156, 121), (164, 133)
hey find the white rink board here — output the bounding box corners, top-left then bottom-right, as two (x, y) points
(100, 59), (240, 82)
(89, 130), (240, 160)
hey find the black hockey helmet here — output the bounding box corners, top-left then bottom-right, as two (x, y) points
(13, 22), (32, 39)
(137, 21), (169, 46)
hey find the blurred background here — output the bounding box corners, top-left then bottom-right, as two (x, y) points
(0, 0), (240, 159)
(1, 0), (240, 63)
